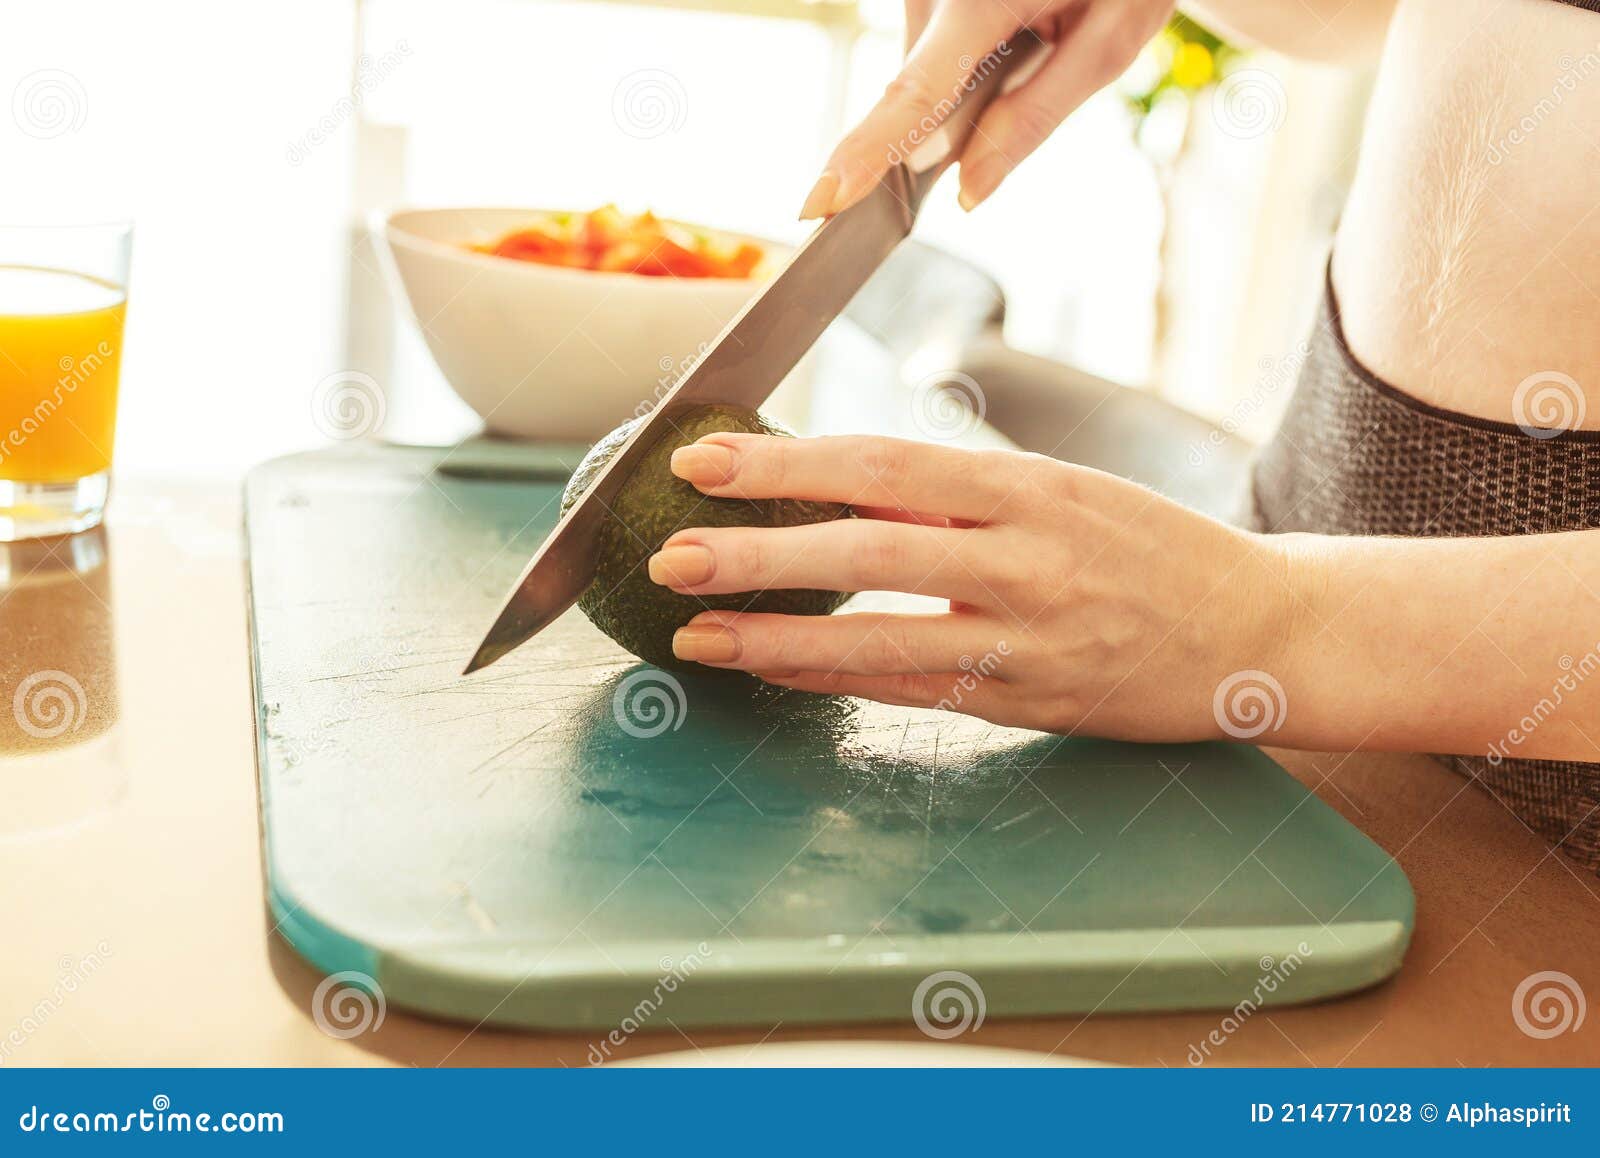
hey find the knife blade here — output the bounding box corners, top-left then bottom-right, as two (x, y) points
(465, 34), (1043, 675)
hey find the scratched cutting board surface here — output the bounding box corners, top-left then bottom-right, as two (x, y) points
(244, 444), (1413, 1030)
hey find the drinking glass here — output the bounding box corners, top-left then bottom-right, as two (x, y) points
(0, 223), (132, 540)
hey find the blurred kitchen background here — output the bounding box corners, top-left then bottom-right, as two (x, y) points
(1, 0), (1371, 477)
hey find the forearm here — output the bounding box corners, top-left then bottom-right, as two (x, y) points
(1274, 530), (1600, 762)
(1183, 0), (1397, 61)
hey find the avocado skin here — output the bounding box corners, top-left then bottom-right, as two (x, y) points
(562, 404), (851, 670)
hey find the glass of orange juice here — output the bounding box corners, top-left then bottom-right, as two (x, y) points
(0, 223), (131, 541)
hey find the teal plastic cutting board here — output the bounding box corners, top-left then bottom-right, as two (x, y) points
(244, 444), (1413, 1030)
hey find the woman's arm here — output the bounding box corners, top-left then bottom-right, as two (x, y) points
(1184, 0), (1399, 62)
(1278, 530), (1600, 761)
(652, 433), (1600, 765)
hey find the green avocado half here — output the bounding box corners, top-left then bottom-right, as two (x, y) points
(561, 404), (851, 670)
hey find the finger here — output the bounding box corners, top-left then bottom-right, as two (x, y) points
(671, 433), (1011, 523)
(958, 1), (1167, 209)
(672, 610), (1006, 675)
(800, 1), (1017, 218)
(760, 668), (1010, 716)
(649, 519), (993, 604)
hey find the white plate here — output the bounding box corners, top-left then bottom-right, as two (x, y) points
(615, 1041), (1105, 1068)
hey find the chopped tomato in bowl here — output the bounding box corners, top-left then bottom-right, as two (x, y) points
(471, 205), (766, 280)
(380, 205), (792, 441)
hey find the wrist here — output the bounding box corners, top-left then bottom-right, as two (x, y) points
(1251, 530), (1410, 752)
(1221, 530), (1337, 747)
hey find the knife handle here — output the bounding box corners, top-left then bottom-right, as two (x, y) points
(903, 30), (1047, 208)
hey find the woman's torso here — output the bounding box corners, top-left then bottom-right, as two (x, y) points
(1249, 0), (1600, 868)
(1334, 0), (1600, 424)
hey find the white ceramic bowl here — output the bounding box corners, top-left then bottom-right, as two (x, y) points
(378, 207), (786, 442)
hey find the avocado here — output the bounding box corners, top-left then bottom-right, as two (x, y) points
(562, 404), (851, 669)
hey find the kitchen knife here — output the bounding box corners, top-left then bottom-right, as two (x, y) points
(465, 34), (1043, 675)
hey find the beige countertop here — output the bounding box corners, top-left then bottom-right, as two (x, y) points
(2, 478), (1596, 1067)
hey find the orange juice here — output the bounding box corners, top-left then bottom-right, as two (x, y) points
(0, 265), (126, 484)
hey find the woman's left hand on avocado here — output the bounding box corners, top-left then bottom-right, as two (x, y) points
(647, 432), (1297, 740)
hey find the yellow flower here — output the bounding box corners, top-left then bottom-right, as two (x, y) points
(1171, 42), (1215, 89)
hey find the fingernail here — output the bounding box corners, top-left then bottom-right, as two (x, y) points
(649, 544), (715, 589)
(828, 164), (876, 215)
(759, 671), (799, 681)
(671, 444), (736, 487)
(958, 157), (1005, 211)
(799, 171), (840, 220)
(673, 624), (742, 665)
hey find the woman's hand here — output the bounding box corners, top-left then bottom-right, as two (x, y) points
(645, 434), (1600, 763)
(799, 0), (1176, 219)
(647, 433), (1297, 741)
